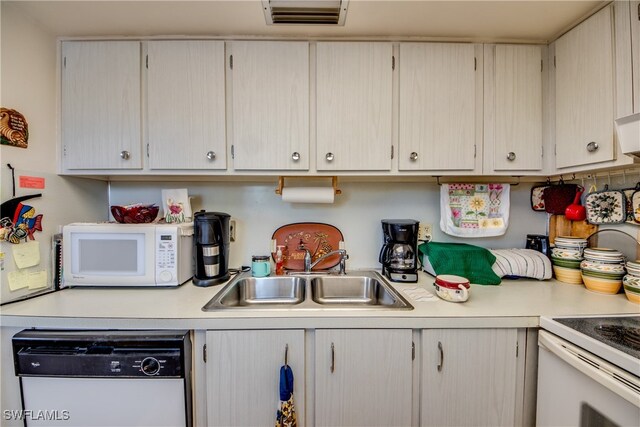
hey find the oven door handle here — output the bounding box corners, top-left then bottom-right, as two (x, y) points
(539, 330), (640, 407)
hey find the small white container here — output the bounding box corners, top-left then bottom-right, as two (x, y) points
(433, 274), (470, 303)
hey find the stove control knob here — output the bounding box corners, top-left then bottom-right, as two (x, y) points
(141, 357), (160, 376)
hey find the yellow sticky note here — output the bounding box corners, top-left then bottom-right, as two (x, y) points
(8, 270), (30, 291)
(27, 270), (48, 289)
(12, 241), (40, 269)
(7, 269), (48, 291)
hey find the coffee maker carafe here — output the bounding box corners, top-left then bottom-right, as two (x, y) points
(193, 211), (230, 287)
(379, 219), (419, 283)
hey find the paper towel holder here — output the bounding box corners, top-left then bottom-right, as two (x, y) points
(275, 176), (342, 196)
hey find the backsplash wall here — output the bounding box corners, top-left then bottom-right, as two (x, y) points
(109, 181), (547, 270)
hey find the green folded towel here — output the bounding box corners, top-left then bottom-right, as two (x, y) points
(419, 242), (501, 285)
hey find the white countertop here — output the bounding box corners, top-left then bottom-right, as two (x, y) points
(1, 272), (639, 330)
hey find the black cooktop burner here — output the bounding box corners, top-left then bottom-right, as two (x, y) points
(555, 316), (640, 360)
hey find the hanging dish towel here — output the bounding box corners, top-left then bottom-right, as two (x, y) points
(440, 183), (510, 237)
(276, 365), (297, 427)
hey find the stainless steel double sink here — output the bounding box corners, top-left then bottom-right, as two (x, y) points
(202, 270), (413, 311)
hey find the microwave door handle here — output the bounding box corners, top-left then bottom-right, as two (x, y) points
(538, 331), (640, 406)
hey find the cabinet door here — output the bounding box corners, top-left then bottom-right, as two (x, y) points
(316, 42), (393, 171)
(147, 41), (226, 170)
(485, 44), (543, 172)
(421, 329), (519, 427)
(230, 41), (309, 170)
(315, 329), (412, 427)
(632, 1), (640, 114)
(206, 330), (305, 427)
(399, 43), (480, 171)
(555, 6), (615, 168)
(61, 41), (141, 170)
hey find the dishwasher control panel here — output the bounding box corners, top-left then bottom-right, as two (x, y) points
(12, 330), (189, 378)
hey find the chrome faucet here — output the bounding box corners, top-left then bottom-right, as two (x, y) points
(297, 242), (349, 275)
(297, 242), (313, 272)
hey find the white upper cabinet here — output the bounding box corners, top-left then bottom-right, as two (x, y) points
(146, 41), (226, 170)
(631, 1), (640, 114)
(229, 41), (309, 170)
(555, 5), (615, 169)
(398, 43), (482, 172)
(316, 42), (393, 171)
(484, 44), (543, 172)
(61, 41), (142, 170)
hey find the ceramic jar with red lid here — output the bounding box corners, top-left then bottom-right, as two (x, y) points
(433, 274), (470, 302)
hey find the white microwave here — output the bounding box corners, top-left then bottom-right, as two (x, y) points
(63, 223), (193, 287)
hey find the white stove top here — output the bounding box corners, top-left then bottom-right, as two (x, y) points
(540, 315), (640, 376)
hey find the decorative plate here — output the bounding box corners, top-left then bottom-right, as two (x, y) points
(272, 222), (344, 271)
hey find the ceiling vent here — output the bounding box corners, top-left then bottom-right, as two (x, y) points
(262, 0), (349, 25)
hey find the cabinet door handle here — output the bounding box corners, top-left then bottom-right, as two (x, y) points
(410, 152), (419, 161)
(284, 343), (288, 367)
(331, 342), (335, 373)
(291, 152), (300, 161)
(325, 152), (334, 162)
(586, 142), (599, 152)
(206, 151), (216, 161)
(437, 341), (444, 372)
(120, 150), (130, 160)
(507, 152), (516, 161)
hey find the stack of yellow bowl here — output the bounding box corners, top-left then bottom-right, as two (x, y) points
(622, 260), (640, 303)
(580, 248), (626, 294)
(551, 237), (587, 285)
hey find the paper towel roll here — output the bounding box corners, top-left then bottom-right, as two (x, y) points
(281, 187), (335, 204)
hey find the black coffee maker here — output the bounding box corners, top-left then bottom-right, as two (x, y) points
(193, 211), (231, 287)
(379, 219), (419, 283)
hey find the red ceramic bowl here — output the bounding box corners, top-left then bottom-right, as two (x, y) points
(435, 274), (470, 289)
(110, 204), (159, 224)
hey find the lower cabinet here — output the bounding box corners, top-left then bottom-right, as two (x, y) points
(205, 329), (306, 427)
(314, 329), (413, 427)
(204, 328), (412, 426)
(421, 328), (521, 427)
(203, 328), (531, 427)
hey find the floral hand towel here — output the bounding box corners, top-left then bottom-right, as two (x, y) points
(440, 183), (510, 237)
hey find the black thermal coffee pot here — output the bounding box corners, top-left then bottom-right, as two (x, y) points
(193, 211), (231, 287)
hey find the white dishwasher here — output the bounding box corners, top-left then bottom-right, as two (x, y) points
(12, 330), (192, 427)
